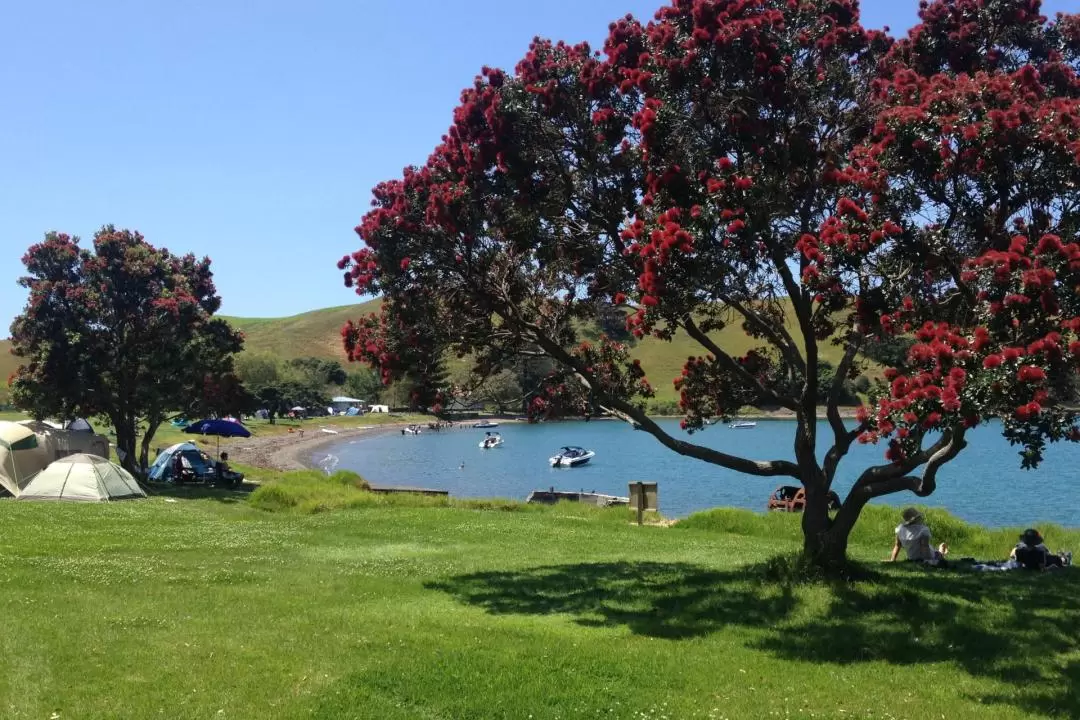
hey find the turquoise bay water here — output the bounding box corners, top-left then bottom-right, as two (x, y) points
(321, 419), (1080, 528)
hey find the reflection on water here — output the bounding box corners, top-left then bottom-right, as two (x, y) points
(322, 419), (1080, 527)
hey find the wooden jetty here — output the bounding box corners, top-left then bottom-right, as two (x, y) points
(368, 484), (449, 497)
(525, 488), (629, 508)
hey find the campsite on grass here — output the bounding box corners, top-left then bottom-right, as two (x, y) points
(5, 0), (1080, 717)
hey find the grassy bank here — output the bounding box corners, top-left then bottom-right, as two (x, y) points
(0, 475), (1077, 719)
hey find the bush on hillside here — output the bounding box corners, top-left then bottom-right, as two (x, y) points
(249, 470), (386, 513)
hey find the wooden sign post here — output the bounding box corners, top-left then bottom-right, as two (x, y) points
(628, 482), (658, 525)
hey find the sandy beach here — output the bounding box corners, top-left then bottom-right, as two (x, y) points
(226, 423), (395, 471)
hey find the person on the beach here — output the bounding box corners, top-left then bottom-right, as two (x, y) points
(889, 508), (949, 566)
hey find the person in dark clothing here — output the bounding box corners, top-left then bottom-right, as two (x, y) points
(172, 452), (187, 484)
(1010, 529), (1072, 570)
(215, 452), (244, 488)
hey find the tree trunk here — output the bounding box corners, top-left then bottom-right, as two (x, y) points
(800, 484), (856, 573)
(113, 417), (139, 476)
(138, 419), (162, 477)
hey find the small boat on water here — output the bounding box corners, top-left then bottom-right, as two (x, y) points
(473, 421), (500, 429)
(402, 425), (422, 435)
(729, 421), (757, 429)
(549, 446), (595, 468)
(479, 432), (504, 449)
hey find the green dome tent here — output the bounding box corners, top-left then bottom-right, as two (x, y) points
(18, 454), (146, 502)
(0, 421), (49, 497)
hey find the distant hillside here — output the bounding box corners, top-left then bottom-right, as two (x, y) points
(0, 339), (15, 403)
(222, 300), (382, 362)
(223, 300), (877, 405)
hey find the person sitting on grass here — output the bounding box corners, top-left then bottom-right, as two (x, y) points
(1010, 529), (1072, 570)
(215, 452), (244, 488)
(890, 508), (949, 566)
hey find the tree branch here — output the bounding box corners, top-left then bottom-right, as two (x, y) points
(599, 397), (801, 478)
(824, 330), (863, 478)
(831, 428), (967, 534)
(718, 294), (805, 374)
(508, 313), (802, 479)
(851, 428), (967, 500)
(682, 317), (800, 412)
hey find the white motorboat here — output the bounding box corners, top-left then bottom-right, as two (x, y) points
(729, 421), (757, 429)
(549, 446), (595, 467)
(479, 433), (504, 449)
(473, 421), (500, 429)
(403, 425), (422, 435)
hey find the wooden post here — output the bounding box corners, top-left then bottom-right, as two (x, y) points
(629, 482), (644, 525)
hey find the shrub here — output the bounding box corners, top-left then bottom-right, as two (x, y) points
(648, 400), (681, 416)
(248, 469), (374, 513)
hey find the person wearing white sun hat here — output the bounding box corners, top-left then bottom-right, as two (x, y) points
(889, 507), (949, 566)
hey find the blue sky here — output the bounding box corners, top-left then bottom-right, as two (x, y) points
(1, 0), (1074, 329)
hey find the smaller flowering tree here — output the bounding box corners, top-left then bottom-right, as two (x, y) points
(340, 0), (1080, 570)
(10, 227), (244, 474)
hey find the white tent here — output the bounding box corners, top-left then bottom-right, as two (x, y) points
(0, 421), (50, 497)
(18, 454), (145, 502)
(18, 420), (109, 462)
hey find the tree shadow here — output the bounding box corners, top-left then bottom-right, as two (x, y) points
(754, 567), (1080, 717)
(430, 561), (1080, 716)
(428, 561), (793, 640)
(142, 481), (253, 504)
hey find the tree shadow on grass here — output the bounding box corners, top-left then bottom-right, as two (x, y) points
(430, 561), (1080, 717)
(755, 567), (1080, 718)
(429, 561), (792, 640)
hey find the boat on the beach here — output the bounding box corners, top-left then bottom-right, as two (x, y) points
(549, 446), (595, 468)
(729, 421), (757, 429)
(479, 432), (504, 449)
(473, 421), (500, 429)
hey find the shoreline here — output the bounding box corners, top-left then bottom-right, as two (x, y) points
(227, 422), (404, 472)
(228, 411), (864, 473)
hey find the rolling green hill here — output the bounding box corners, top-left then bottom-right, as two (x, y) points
(223, 301), (874, 405)
(0, 339), (15, 403)
(222, 300), (382, 362)
(1, 301), (872, 406)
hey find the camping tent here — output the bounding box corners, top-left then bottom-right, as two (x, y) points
(147, 442), (215, 482)
(18, 420), (109, 462)
(331, 396), (364, 413)
(0, 421), (50, 497)
(66, 418), (94, 433)
(19, 454), (146, 502)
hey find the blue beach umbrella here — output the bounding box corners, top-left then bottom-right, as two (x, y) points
(183, 418), (251, 452)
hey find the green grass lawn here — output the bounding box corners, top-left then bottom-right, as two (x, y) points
(0, 484), (1076, 720)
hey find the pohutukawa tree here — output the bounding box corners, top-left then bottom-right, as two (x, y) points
(10, 227), (244, 475)
(339, 0), (1080, 569)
